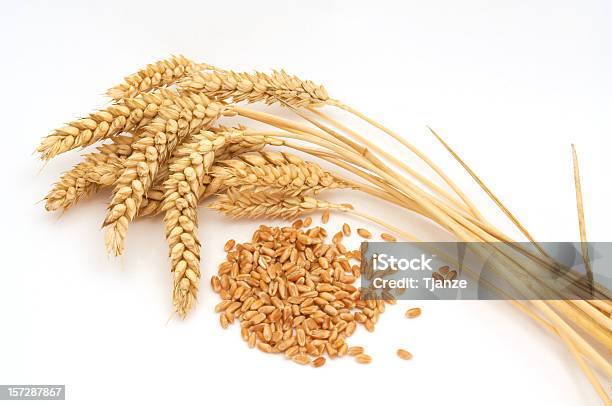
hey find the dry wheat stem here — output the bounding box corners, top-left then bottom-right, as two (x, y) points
(290, 121), (612, 372)
(328, 100), (486, 222)
(346, 209), (611, 373)
(306, 106), (475, 217)
(259, 111), (603, 316)
(107, 55), (216, 100)
(428, 128), (611, 325)
(279, 105), (514, 246)
(234, 106), (497, 244)
(428, 135), (605, 299)
(557, 327), (611, 405)
(588, 299), (612, 315)
(103, 92), (225, 256)
(246, 117), (489, 244)
(571, 144), (594, 292)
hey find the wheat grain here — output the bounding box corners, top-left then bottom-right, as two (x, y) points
(381, 233), (397, 242)
(347, 346), (364, 356)
(397, 349), (413, 360)
(312, 356), (326, 367)
(103, 92), (224, 255)
(224, 239), (235, 252)
(405, 308), (421, 318)
(321, 210), (330, 224)
(355, 354), (372, 364)
(107, 55), (215, 100)
(292, 354), (311, 365)
(178, 69), (329, 107)
(37, 92), (165, 160)
(357, 228), (372, 239)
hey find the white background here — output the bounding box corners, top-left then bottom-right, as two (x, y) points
(1, 0), (611, 404)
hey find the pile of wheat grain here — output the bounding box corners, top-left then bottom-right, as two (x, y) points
(212, 220), (391, 366)
(37, 56), (611, 398)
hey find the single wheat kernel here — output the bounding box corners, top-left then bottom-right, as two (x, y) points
(312, 356), (326, 367)
(248, 332), (256, 348)
(292, 219), (303, 229)
(211, 276), (221, 292)
(355, 354), (372, 364)
(381, 233), (397, 242)
(285, 346), (299, 358)
(321, 210), (330, 224)
(405, 307), (421, 318)
(257, 342), (273, 353)
(292, 354), (311, 365)
(342, 223), (351, 236)
(347, 346), (364, 356)
(303, 217), (312, 227)
(220, 314), (229, 329)
(332, 231), (343, 244)
(397, 349), (413, 360)
(357, 228), (372, 239)
(224, 239), (236, 252)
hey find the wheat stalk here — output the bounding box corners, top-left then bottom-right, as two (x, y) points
(178, 69), (329, 107)
(107, 55), (217, 100)
(103, 92), (224, 255)
(36, 92), (167, 160)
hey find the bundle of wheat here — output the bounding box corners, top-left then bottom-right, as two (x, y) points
(37, 56), (611, 400)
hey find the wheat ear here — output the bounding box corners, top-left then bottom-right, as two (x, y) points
(210, 187), (351, 219)
(44, 135), (139, 211)
(103, 92), (224, 255)
(161, 128), (282, 315)
(178, 69), (329, 107)
(212, 150), (351, 196)
(107, 55), (216, 100)
(36, 93), (167, 160)
(161, 130), (227, 316)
